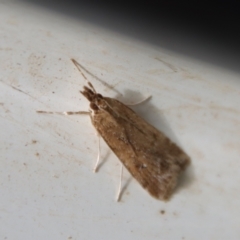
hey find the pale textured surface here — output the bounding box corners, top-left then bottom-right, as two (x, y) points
(1, 1), (240, 240)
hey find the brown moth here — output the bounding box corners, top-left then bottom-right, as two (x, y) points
(38, 59), (190, 201)
(81, 83), (190, 201)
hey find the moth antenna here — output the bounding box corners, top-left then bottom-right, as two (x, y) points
(116, 164), (123, 202)
(93, 134), (101, 172)
(71, 58), (87, 80)
(71, 59), (97, 93)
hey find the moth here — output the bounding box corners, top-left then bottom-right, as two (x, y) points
(38, 59), (190, 201)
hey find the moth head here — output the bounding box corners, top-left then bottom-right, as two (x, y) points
(81, 84), (108, 112)
(90, 102), (99, 111)
(80, 85), (103, 102)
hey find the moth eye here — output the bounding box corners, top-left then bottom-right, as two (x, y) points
(90, 102), (99, 110)
(97, 93), (103, 99)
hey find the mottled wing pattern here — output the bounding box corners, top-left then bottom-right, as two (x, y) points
(91, 97), (190, 200)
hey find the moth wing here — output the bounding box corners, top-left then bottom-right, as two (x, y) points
(92, 98), (190, 200)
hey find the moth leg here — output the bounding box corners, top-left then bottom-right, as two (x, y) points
(37, 110), (90, 115)
(93, 134), (101, 172)
(116, 164), (123, 202)
(125, 95), (151, 106)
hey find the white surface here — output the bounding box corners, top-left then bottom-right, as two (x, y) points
(1, 1), (240, 239)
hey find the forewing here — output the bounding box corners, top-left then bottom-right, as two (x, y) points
(92, 97), (190, 200)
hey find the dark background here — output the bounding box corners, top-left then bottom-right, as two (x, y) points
(23, 0), (240, 73)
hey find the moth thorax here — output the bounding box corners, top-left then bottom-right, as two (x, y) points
(90, 102), (99, 111)
(96, 98), (107, 109)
